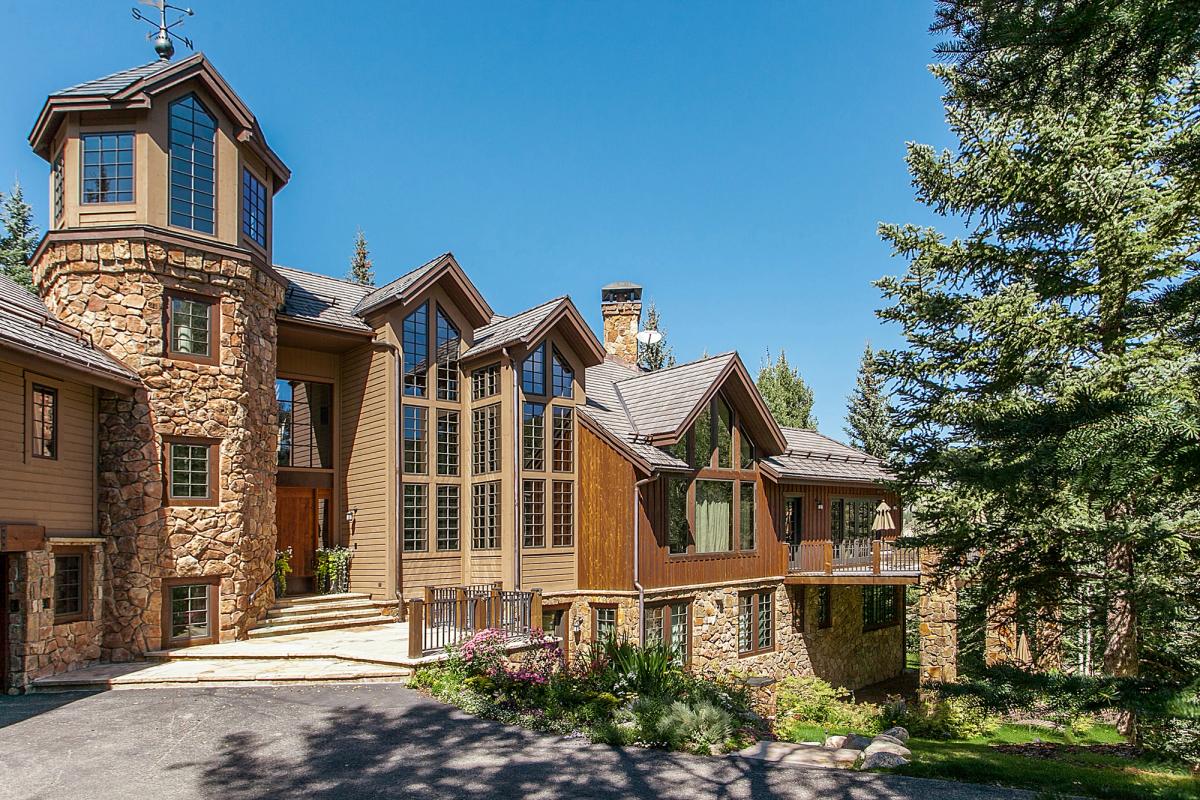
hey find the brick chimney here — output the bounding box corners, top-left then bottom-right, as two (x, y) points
(601, 281), (643, 364)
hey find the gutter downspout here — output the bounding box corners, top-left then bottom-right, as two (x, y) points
(634, 474), (657, 645)
(504, 346), (522, 590)
(375, 337), (404, 615)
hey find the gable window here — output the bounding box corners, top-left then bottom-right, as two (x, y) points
(31, 383), (58, 460)
(81, 132), (134, 204)
(740, 428), (755, 469)
(241, 168), (267, 247)
(551, 348), (574, 398)
(166, 438), (218, 505)
(472, 481), (500, 549)
(52, 151), (64, 222)
(163, 577), (219, 646)
(552, 407), (573, 472)
(435, 309), (461, 401)
(738, 589), (774, 655)
(403, 483), (427, 551)
(403, 406), (427, 475)
(552, 480), (574, 547)
(166, 292), (217, 362)
(694, 480), (732, 553)
(863, 585), (900, 631)
(436, 410), (459, 476)
(402, 302), (429, 397)
(691, 402), (712, 468)
(472, 404), (500, 474)
(168, 95), (216, 234)
(522, 479), (545, 548)
(54, 549), (87, 623)
(644, 602), (690, 664)
(715, 398), (733, 468)
(436, 485), (460, 551)
(522, 342), (546, 396)
(522, 402), (545, 470)
(472, 364), (499, 400)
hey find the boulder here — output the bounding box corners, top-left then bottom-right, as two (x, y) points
(873, 733), (908, 748)
(844, 734), (873, 751)
(861, 751), (910, 770)
(881, 726), (910, 743)
(864, 739), (912, 759)
(823, 735), (848, 750)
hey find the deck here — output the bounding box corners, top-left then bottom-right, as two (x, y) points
(785, 539), (920, 584)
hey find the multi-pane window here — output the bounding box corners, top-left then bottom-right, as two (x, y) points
(739, 481), (756, 550)
(241, 168), (267, 247)
(403, 483), (427, 551)
(593, 606), (617, 642)
(403, 302), (429, 397)
(168, 95), (216, 233)
(522, 342), (546, 396)
(435, 310), (460, 401)
(170, 442), (211, 500)
(81, 132), (134, 204)
(552, 480), (574, 547)
(523, 402), (545, 470)
(522, 479), (545, 548)
(863, 585), (900, 630)
(31, 384), (57, 459)
(472, 364), (499, 400)
(643, 602), (690, 663)
(551, 349), (573, 398)
(52, 151), (64, 222)
(403, 406), (427, 475)
(170, 583), (211, 640)
(472, 481), (500, 549)
(53, 553), (83, 619)
(436, 410), (459, 476)
(738, 590), (774, 655)
(694, 480), (733, 553)
(169, 295), (213, 358)
(472, 404), (500, 474)
(436, 485), (460, 551)
(275, 379), (332, 468)
(817, 585), (833, 629)
(552, 407), (573, 472)
(831, 497), (877, 560)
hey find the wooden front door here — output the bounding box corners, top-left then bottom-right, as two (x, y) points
(276, 487), (330, 592)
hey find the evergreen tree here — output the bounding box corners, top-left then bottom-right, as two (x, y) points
(347, 229), (375, 286)
(844, 342), (896, 460)
(756, 350), (817, 429)
(876, 29), (1200, 734)
(0, 182), (37, 290)
(638, 301), (676, 372)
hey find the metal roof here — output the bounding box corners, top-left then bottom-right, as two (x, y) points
(461, 297), (565, 360)
(276, 266), (374, 333)
(601, 281), (642, 291)
(762, 427), (894, 483)
(353, 253), (449, 316)
(51, 59), (177, 97)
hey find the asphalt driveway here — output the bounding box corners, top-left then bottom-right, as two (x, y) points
(0, 684), (1031, 800)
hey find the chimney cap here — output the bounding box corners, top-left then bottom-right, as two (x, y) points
(602, 280), (642, 291)
(601, 282), (643, 304)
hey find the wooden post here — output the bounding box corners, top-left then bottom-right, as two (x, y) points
(473, 597), (487, 631)
(823, 542), (833, 575)
(423, 586), (434, 627)
(456, 587), (468, 632)
(408, 599), (424, 659)
(530, 589), (543, 633)
(872, 540), (882, 575)
(490, 586), (503, 629)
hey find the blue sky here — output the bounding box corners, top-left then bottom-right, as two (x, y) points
(0, 1), (953, 437)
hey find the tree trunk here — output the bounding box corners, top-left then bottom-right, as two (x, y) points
(1103, 539), (1138, 738)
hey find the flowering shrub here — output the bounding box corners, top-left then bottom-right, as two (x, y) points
(459, 629), (508, 679)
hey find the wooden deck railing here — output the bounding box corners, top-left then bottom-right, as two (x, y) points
(788, 539), (920, 577)
(406, 583), (542, 659)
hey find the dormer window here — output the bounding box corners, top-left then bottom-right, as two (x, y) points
(81, 132), (134, 204)
(169, 94), (217, 234)
(241, 168), (267, 247)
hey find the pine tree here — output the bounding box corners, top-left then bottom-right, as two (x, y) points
(347, 229), (375, 286)
(638, 302), (676, 372)
(844, 343), (896, 460)
(756, 350), (817, 430)
(0, 182), (38, 290)
(876, 33), (1200, 733)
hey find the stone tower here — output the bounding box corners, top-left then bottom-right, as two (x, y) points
(27, 54), (290, 656)
(601, 281), (642, 364)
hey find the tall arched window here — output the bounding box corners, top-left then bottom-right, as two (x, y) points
(169, 94), (217, 234)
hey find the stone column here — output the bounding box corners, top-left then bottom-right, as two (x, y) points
(917, 551), (957, 699)
(985, 592), (1019, 666)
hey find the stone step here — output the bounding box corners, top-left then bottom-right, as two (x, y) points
(734, 741), (861, 769)
(260, 607), (385, 627)
(267, 598), (378, 618)
(246, 616), (392, 638)
(271, 592), (371, 608)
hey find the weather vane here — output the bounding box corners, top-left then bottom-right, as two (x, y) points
(131, 0), (195, 61)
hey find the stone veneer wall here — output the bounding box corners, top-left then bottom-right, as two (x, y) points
(917, 551), (958, 696)
(4, 541), (104, 691)
(544, 579), (905, 691)
(600, 300), (641, 364)
(34, 237), (282, 658)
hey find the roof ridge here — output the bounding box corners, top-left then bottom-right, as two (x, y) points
(613, 351), (734, 385)
(354, 251), (452, 313)
(481, 295), (567, 327)
(275, 263), (371, 290)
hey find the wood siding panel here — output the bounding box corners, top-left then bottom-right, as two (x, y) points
(578, 425), (635, 590)
(0, 360), (96, 534)
(776, 483), (903, 542)
(470, 554), (502, 585)
(521, 551), (574, 593)
(278, 346), (338, 381)
(402, 555), (463, 595)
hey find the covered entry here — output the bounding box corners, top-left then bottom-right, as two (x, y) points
(276, 486), (331, 594)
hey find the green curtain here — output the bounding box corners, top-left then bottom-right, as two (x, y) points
(695, 481), (732, 552)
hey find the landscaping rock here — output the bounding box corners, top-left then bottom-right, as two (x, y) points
(860, 751), (910, 770)
(863, 739), (912, 759)
(881, 726), (910, 742)
(873, 733), (908, 748)
(844, 734), (873, 751)
(823, 735), (847, 749)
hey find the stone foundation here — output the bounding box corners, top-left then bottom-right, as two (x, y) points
(917, 551), (958, 696)
(34, 235), (283, 657)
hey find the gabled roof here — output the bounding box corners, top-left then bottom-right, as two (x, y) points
(276, 266), (373, 334)
(461, 296), (606, 365)
(354, 252), (492, 327)
(30, 53), (290, 190)
(0, 275), (138, 392)
(760, 427), (893, 484)
(578, 359), (691, 474)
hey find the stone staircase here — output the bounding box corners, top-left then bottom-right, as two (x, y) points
(248, 592), (392, 638)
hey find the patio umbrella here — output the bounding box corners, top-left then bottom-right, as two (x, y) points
(1015, 630), (1032, 665)
(872, 500), (895, 533)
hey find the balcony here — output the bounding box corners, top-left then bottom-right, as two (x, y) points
(787, 538), (920, 583)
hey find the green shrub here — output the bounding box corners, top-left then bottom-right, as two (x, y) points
(882, 696), (1002, 740)
(1140, 715), (1200, 768)
(603, 638), (686, 697)
(775, 676), (882, 736)
(668, 700), (735, 752)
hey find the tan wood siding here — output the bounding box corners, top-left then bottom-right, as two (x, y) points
(470, 554), (502, 585)
(578, 424), (635, 590)
(522, 551), (575, 593)
(0, 360), (96, 534)
(402, 555), (463, 591)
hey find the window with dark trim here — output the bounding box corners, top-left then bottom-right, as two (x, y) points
(167, 292), (216, 361)
(552, 480), (574, 547)
(522, 479), (545, 547)
(694, 479), (733, 553)
(164, 578), (219, 645)
(863, 585), (900, 631)
(790, 586), (805, 632)
(739, 481), (756, 550)
(523, 402), (545, 470)
(81, 132), (134, 204)
(403, 302), (429, 397)
(436, 485), (460, 551)
(31, 383), (57, 459)
(166, 438), (218, 504)
(168, 95), (216, 233)
(817, 585), (833, 629)
(472, 481), (500, 549)
(275, 379), (332, 468)
(738, 589), (774, 655)
(52, 151), (64, 222)
(667, 475), (689, 554)
(522, 342), (546, 396)
(53, 550), (86, 622)
(593, 605), (617, 642)
(831, 497), (878, 560)
(403, 483), (427, 551)
(472, 364), (499, 400)
(403, 406), (427, 475)
(644, 601), (690, 664)
(739, 428), (755, 469)
(436, 410), (459, 476)
(552, 407), (573, 472)
(472, 404), (500, 474)
(435, 309), (460, 401)
(241, 168), (267, 247)
(551, 348), (573, 398)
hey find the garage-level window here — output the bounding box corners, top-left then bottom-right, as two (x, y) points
(863, 585), (900, 631)
(54, 551), (86, 622)
(643, 601), (690, 664)
(738, 589), (774, 655)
